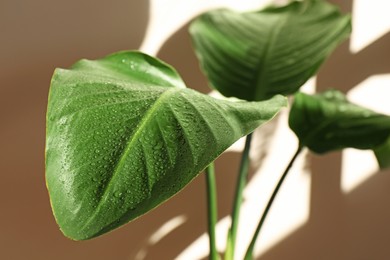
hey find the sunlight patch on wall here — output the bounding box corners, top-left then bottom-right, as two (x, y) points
(350, 0), (390, 53)
(342, 75), (390, 193)
(140, 0), (271, 55)
(341, 149), (378, 193)
(134, 215), (187, 260)
(347, 75), (390, 115)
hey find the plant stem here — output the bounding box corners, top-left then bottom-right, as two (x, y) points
(206, 162), (218, 260)
(244, 146), (303, 260)
(225, 133), (253, 260)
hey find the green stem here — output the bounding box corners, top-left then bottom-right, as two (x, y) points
(225, 134), (253, 260)
(244, 146), (303, 260)
(206, 162), (218, 260)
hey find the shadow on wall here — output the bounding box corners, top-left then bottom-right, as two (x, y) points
(157, 22), (211, 95)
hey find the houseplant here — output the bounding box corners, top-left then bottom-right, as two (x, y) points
(45, 0), (390, 259)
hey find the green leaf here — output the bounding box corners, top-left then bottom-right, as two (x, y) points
(289, 90), (390, 154)
(374, 136), (390, 169)
(46, 51), (287, 240)
(189, 0), (351, 101)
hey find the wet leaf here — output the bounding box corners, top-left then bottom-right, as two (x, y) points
(46, 51), (287, 240)
(374, 136), (390, 169)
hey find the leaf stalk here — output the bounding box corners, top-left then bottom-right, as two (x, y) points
(244, 146), (303, 259)
(206, 162), (219, 260)
(225, 133), (253, 260)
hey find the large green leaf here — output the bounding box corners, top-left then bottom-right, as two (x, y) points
(46, 51), (287, 240)
(189, 0), (351, 101)
(289, 90), (390, 154)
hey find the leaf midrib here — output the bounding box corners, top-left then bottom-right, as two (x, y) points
(81, 87), (179, 231)
(253, 14), (287, 100)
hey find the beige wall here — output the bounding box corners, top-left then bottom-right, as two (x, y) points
(1, 0), (390, 259)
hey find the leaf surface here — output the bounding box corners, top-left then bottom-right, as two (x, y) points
(374, 137), (390, 169)
(289, 90), (390, 154)
(46, 51), (286, 240)
(190, 0), (351, 101)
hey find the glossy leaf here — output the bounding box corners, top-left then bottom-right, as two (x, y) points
(374, 136), (390, 169)
(289, 90), (390, 154)
(189, 0), (351, 101)
(46, 51), (287, 240)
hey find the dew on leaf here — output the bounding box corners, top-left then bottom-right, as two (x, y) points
(114, 191), (122, 198)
